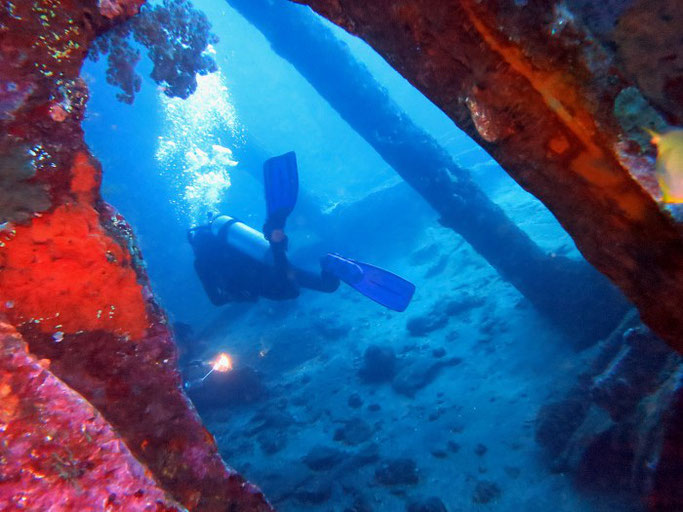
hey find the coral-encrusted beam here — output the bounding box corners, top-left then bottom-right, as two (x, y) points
(0, 1), (273, 510)
(293, 0), (683, 352)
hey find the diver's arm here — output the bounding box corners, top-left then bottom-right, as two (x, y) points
(267, 229), (290, 275)
(261, 227), (299, 300)
(265, 227), (338, 294)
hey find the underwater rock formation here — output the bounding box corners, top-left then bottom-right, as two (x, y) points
(0, 147), (50, 225)
(230, 0), (629, 348)
(535, 319), (682, 508)
(333, 417), (374, 446)
(374, 458), (420, 486)
(406, 496), (448, 512)
(302, 445), (346, 471)
(650, 372), (683, 511)
(0, 1), (271, 510)
(472, 480), (502, 505)
(358, 345), (397, 383)
(610, 1), (682, 126)
(293, 0), (683, 353)
(391, 356), (463, 397)
(407, 295), (484, 337)
(590, 327), (673, 421)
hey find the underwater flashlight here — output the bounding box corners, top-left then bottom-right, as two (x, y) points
(201, 352), (233, 381)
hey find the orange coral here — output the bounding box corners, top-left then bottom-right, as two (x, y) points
(459, 0), (648, 222)
(69, 151), (100, 201)
(0, 153), (148, 339)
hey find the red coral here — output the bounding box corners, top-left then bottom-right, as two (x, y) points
(70, 151), (101, 200)
(0, 200), (150, 338)
(0, 153), (149, 339)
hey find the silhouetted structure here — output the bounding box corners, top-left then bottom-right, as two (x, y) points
(226, 0), (628, 347)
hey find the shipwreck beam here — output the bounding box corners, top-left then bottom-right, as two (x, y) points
(291, 0), (683, 353)
(228, 0), (628, 347)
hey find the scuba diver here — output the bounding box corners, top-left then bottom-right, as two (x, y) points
(188, 152), (415, 312)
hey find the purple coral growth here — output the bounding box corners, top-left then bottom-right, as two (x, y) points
(88, 0), (218, 103)
(0, 79), (34, 121)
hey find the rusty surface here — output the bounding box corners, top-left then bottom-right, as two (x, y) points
(612, 0), (683, 126)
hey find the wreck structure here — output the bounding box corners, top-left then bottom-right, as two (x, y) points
(293, 0), (683, 354)
(0, 0), (681, 510)
(282, 1), (683, 509)
(227, 0), (628, 348)
(0, 1), (272, 510)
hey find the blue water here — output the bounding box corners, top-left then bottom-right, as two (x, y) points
(82, 2), (633, 511)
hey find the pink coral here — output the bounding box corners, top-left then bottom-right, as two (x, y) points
(0, 322), (183, 511)
(98, 0), (145, 20)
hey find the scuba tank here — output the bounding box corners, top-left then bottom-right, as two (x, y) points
(209, 215), (273, 265)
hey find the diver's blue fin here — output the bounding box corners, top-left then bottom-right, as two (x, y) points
(263, 151), (299, 230)
(321, 253), (415, 312)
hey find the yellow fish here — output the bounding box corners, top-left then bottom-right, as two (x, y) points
(647, 128), (683, 203)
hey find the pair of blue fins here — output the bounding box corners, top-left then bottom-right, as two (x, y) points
(263, 151), (415, 312)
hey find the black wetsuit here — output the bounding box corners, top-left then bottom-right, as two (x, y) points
(189, 223), (339, 306)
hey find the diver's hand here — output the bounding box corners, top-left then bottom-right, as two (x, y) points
(264, 225), (289, 251)
(263, 209), (288, 235)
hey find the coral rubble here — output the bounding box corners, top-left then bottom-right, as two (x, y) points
(0, 1), (271, 510)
